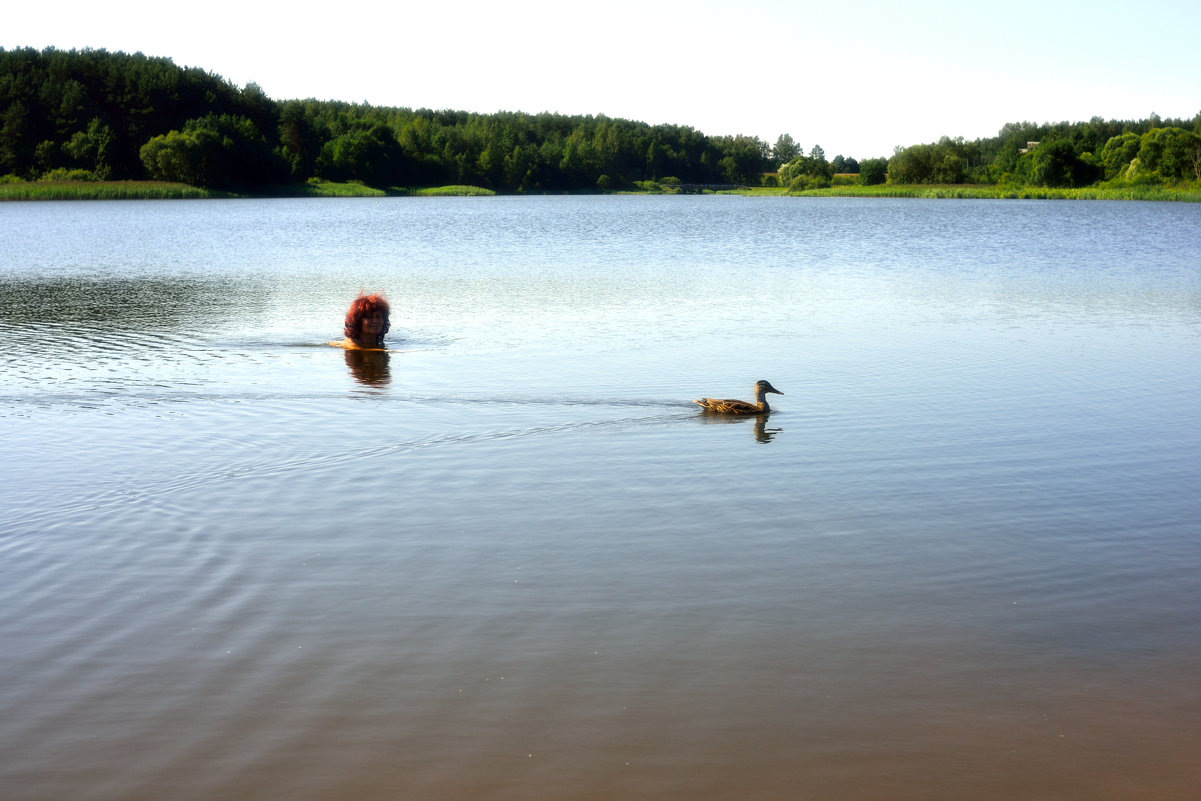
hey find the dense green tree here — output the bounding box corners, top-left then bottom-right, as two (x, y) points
(558, 129), (597, 185)
(34, 139), (59, 173)
(711, 134), (771, 184)
(830, 154), (859, 173)
(1, 100), (33, 177)
(278, 101), (321, 179)
(808, 144), (826, 172)
(858, 157), (887, 185)
(63, 117), (116, 177)
(141, 113), (285, 188)
(887, 137), (986, 184)
(1134, 127), (1201, 181)
(140, 128), (212, 186)
(1022, 139), (1100, 187)
(316, 121), (401, 187)
(1099, 132), (1141, 179)
(779, 148), (833, 190)
(185, 113), (286, 187)
(504, 143), (538, 192)
(772, 133), (800, 164)
(887, 143), (932, 183)
(930, 151), (966, 183)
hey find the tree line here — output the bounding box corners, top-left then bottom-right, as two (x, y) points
(1, 47), (804, 191)
(771, 116), (1201, 192)
(3, 47), (1198, 193)
(880, 115), (1201, 189)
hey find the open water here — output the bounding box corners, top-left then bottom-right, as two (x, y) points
(2, 195), (1200, 800)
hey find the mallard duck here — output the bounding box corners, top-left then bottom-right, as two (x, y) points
(693, 380), (783, 415)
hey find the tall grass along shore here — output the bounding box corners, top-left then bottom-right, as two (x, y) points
(0, 180), (221, 200)
(0, 180), (497, 201)
(3, 179), (1195, 203)
(776, 183), (1201, 201)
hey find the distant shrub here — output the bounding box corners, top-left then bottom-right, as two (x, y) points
(296, 180), (385, 197)
(857, 158), (888, 185)
(788, 174), (831, 192)
(411, 185), (496, 196)
(38, 168), (101, 182)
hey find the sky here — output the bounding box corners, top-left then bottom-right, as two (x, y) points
(6, 0), (1200, 159)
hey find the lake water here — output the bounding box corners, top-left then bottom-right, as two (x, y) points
(2, 195), (1200, 800)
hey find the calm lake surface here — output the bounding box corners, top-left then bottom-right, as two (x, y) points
(2, 195), (1200, 800)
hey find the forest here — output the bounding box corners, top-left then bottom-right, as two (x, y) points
(3, 47), (1199, 194)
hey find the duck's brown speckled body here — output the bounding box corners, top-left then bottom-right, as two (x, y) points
(693, 380), (783, 415)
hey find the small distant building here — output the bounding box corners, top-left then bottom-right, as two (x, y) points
(1019, 141), (1040, 155)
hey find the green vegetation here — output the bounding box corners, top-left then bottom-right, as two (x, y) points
(0, 179), (220, 200)
(877, 118), (1200, 191)
(264, 180), (386, 197)
(0, 178), (499, 200)
(272, 183), (494, 197)
(250, 181), (495, 198)
(717, 187), (788, 197)
(1, 47), (781, 194)
(2, 46), (1198, 199)
(858, 158), (888, 186)
(771, 119), (1200, 199)
(779, 183), (1201, 202)
(406, 185), (495, 196)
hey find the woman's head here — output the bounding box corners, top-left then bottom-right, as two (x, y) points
(344, 292), (391, 346)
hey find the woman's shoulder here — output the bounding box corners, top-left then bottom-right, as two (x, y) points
(330, 339), (385, 351)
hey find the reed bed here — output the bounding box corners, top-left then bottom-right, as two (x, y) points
(0, 180), (498, 200)
(5, 180), (1193, 203)
(406, 185), (496, 196)
(782, 183), (1201, 202)
(280, 181), (387, 197)
(0, 181), (220, 200)
(255, 182), (494, 197)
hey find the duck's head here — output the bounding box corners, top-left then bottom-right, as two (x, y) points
(756, 380), (783, 396)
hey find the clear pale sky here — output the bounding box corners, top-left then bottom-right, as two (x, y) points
(6, 0), (1199, 159)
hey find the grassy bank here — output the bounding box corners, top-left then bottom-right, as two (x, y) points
(0, 179), (497, 200)
(242, 181), (496, 198)
(771, 183), (1201, 202)
(5, 179), (1194, 202)
(641, 182), (1201, 201)
(0, 180), (225, 200)
(260, 180), (387, 198)
(404, 185), (496, 197)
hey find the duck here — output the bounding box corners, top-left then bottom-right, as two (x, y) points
(693, 380), (783, 415)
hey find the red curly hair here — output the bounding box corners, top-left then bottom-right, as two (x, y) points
(343, 292), (391, 347)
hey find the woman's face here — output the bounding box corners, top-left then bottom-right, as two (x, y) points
(361, 311), (385, 337)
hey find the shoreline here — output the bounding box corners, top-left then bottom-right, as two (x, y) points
(2, 179), (1198, 203)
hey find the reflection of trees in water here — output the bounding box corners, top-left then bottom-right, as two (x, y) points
(697, 412), (782, 443)
(0, 276), (262, 332)
(344, 349), (390, 387)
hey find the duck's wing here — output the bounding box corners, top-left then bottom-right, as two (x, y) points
(693, 397), (759, 414)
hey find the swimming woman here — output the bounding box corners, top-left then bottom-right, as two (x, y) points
(332, 292), (391, 351)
